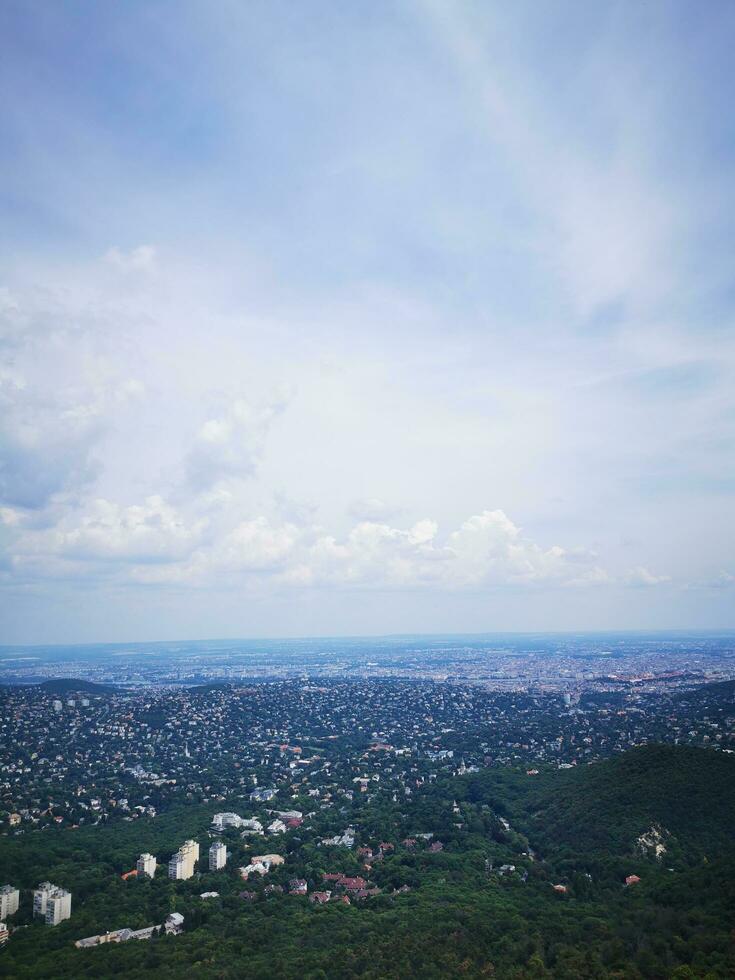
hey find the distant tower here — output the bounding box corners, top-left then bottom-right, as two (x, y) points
(33, 883), (71, 925)
(209, 842), (227, 871)
(45, 889), (72, 926)
(168, 840), (199, 880)
(0, 886), (19, 919)
(136, 853), (157, 878)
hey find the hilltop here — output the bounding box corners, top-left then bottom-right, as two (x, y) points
(521, 744), (735, 859)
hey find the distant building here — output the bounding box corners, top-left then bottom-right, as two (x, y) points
(0, 922), (8, 945)
(249, 787), (276, 802)
(7, 814), (21, 827)
(0, 886), (19, 919)
(239, 817), (264, 836)
(164, 912), (184, 935)
(33, 883), (71, 925)
(209, 842), (227, 871)
(52, 700), (62, 712)
(136, 853), (157, 878)
(76, 926), (157, 948)
(249, 854), (284, 867)
(211, 812), (243, 830)
(76, 914), (184, 949)
(168, 840), (199, 880)
(240, 862), (268, 879)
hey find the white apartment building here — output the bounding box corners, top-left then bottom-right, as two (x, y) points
(46, 890), (72, 926)
(33, 883), (71, 925)
(0, 885), (19, 919)
(209, 842), (227, 871)
(211, 812), (242, 830)
(168, 840), (199, 880)
(136, 853), (157, 878)
(168, 853), (186, 880)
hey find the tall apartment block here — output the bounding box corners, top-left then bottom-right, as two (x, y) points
(136, 853), (157, 878)
(0, 886), (19, 919)
(209, 841), (227, 871)
(33, 882), (71, 925)
(168, 840), (199, 880)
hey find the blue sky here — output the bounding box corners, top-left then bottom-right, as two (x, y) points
(1, 1), (734, 643)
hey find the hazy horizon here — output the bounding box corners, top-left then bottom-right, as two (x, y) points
(2, 626), (735, 656)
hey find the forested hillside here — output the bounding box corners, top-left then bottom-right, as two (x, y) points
(0, 745), (733, 979)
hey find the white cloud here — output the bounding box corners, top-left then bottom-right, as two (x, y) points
(11, 501), (637, 595)
(1, 4), (733, 639)
(623, 565), (672, 587)
(18, 496), (207, 565)
(184, 396), (288, 492)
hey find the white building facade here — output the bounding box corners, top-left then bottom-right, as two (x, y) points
(136, 853), (157, 878)
(168, 840), (199, 880)
(0, 886), (19, 919)
(209, 842), (227, 871)
(33, 883), (71, 925)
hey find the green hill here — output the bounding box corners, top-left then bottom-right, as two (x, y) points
(522, 744), (735, 859)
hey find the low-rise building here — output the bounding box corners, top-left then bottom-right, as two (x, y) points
(76, 914), (184, 949)
(165, 912), (184, 935)
(250, 787), (276, 802)
(211, 812), (243, 831)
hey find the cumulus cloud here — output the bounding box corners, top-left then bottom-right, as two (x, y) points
(2, 2), (733, 639)
(0, 281), (145, 511)
(11, 501), (643, 595)
(17, 496), (208, 565)
(0, 370), (105, 510)
(184, 396), (288, 492)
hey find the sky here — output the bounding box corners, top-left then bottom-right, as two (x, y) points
(1, 0), (734, 644)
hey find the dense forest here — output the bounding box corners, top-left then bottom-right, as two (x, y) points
(0, 745), (732, 979)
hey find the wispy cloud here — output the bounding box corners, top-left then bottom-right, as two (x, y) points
(0, 1), (733, 640)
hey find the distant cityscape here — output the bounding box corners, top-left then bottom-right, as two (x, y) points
(2, 631), (734, 689)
